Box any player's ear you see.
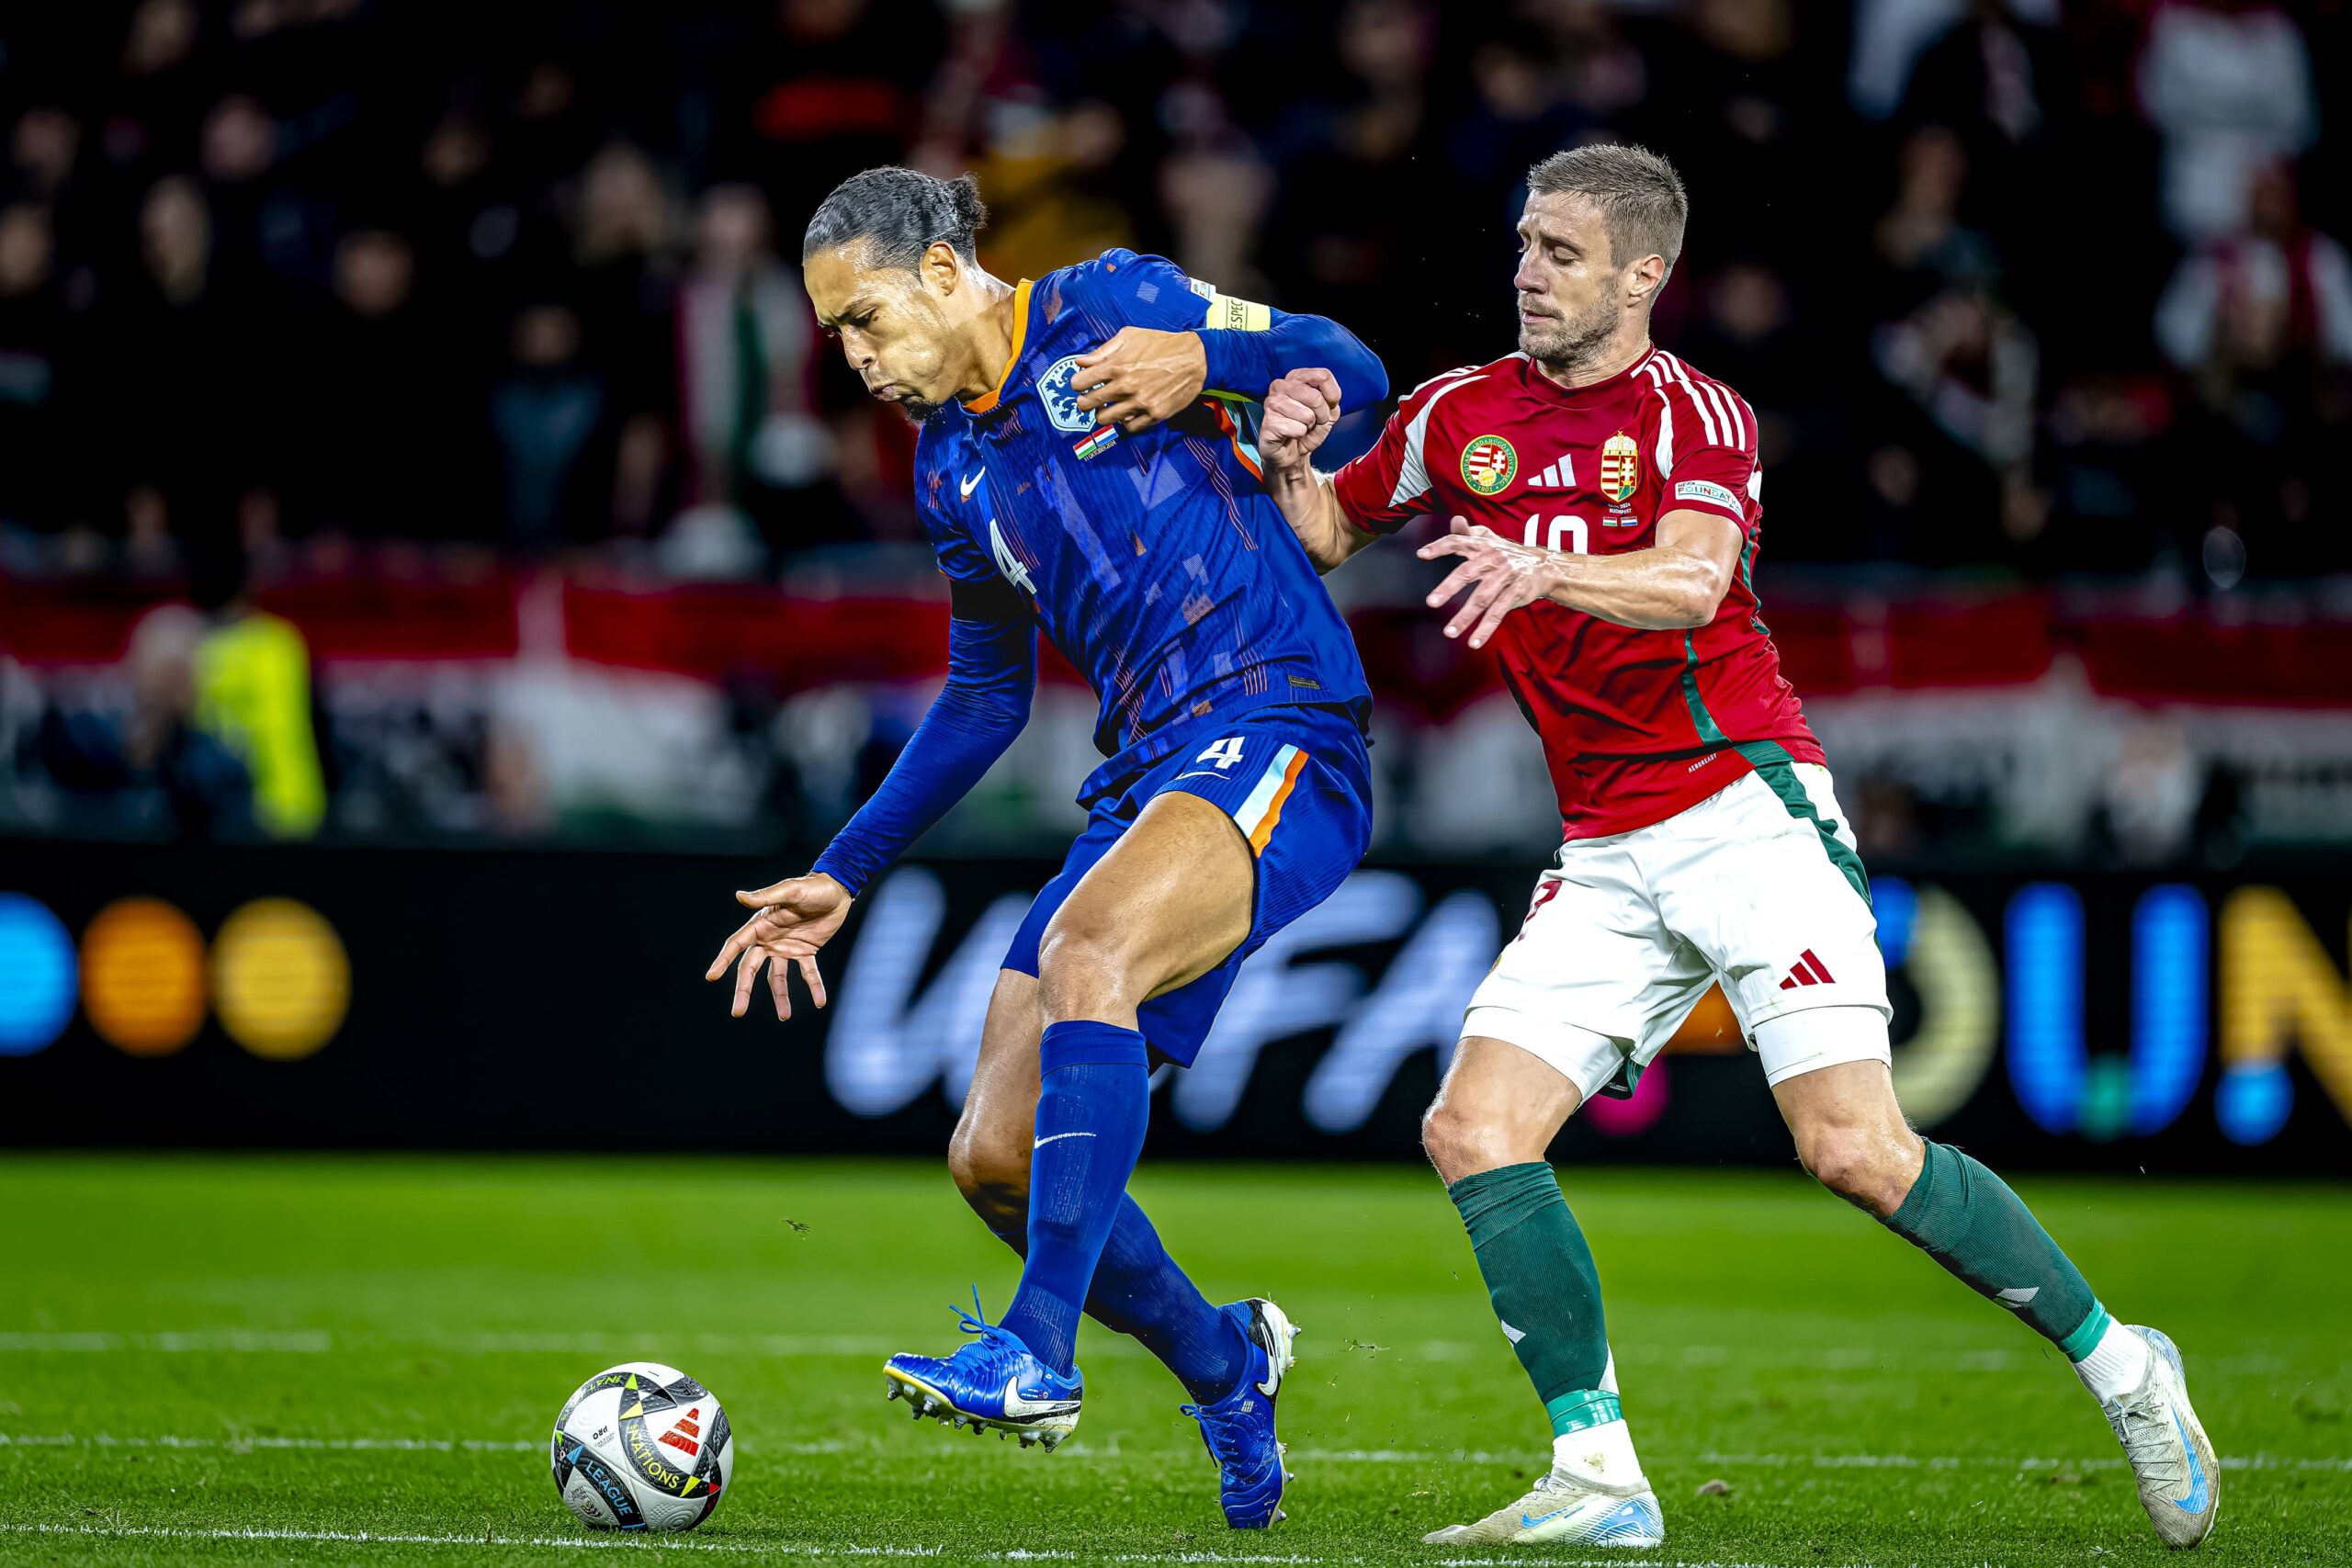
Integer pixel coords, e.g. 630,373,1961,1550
922,240,962,299
1627,253,1667,308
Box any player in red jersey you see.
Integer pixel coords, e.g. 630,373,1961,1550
1256,145,2216,1551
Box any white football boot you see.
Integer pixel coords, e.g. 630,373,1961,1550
1421,1465,1664,1548
2086,1325,2218,1549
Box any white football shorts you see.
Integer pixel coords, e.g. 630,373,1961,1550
1462,758,1892,1100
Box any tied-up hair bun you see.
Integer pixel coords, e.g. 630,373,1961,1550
803,166,989,271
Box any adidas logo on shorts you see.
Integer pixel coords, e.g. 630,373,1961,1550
1777,950,1837,990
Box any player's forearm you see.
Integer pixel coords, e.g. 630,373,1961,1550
809,618,1035,897
1265,464,1373,574
1543,546,1729,630
1198,310,1388,415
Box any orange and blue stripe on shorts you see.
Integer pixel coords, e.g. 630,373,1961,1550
1229,743,1307,855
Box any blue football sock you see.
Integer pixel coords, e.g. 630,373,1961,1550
1092,1195,1250,1402
986,1194,1250,1404
998,1021,1152,1375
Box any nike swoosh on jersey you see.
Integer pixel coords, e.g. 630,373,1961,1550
960,471,984,499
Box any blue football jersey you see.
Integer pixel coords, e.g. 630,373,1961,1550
911,250,1372,789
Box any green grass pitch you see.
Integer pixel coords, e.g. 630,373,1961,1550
0,1155,2344,1565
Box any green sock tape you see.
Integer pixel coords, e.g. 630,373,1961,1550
2060,1302,2113,1363
1545,1389,1622,1437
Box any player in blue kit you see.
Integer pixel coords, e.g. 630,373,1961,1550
702,168,1387,1528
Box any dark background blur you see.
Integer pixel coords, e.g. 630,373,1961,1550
1,1,2346,1166
6,0,2350,573
5,0,2350,861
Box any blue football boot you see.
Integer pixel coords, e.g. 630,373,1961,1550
883,1292,1082,1450
1183,1297,1301,1528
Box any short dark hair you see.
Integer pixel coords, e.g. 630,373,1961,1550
801,167,988,270
1526,143,1688,278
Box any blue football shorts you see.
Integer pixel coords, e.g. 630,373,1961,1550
1001,703,1373,1066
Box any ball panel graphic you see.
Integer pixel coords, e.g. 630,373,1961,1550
550,1362,730,1533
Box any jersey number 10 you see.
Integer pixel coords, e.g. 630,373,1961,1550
1522,513,1589,555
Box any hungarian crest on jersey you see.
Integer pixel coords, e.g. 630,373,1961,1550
1462,434,1517,495
1599,432,1639,503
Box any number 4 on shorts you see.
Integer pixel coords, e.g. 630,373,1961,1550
1197,736,1247,771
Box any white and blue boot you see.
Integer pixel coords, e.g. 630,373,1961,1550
1422,1416,1664,1551
883,1292,1082,1450
1183,1298,1301,1529
1422,1469,1664,1548
2088,1325,2219,1549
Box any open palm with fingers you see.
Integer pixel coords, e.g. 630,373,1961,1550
704,874,853,1020
1419,515,1564,649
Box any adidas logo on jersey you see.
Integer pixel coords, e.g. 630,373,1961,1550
1528,453,1576,488
1777,950,1837,991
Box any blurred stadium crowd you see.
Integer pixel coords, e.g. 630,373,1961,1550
2,0,2346,574
2,0,2347,858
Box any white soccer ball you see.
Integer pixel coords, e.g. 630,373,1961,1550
550,1362,735,1532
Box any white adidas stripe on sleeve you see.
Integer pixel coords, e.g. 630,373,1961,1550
1640,360,1676,473
1392,374,1487,509
1660,354,1722,446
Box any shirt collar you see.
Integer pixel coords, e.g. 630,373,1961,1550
1521,343,1657,403
959,279,1034,416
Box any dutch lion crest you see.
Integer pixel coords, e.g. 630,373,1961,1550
1035,355,1092,433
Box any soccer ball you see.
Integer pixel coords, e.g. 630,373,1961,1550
549,1362,734,1532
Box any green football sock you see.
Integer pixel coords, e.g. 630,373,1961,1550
1447,1162,1619,1435
1883,1141,2110,1359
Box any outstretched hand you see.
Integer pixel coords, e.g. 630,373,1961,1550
704,874,854,1021
1259,369,1341,473
1419,515,1562,650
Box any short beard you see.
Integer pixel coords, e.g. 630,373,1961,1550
1519,293,1621,377
895,394,942,423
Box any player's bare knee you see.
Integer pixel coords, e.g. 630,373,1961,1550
946,1120,1030,1226
1798,1122,1918,1218
1422,1100,1525,1186
1795,1127,1870,1203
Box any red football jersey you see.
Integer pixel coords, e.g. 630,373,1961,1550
1333,345,1823,839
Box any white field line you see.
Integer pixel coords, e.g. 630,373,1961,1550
0,1433,846,1457
1689,1450,2352,1473
0,1434,541,1453
0,1525,1962,1567
0,1330,334,1353
0,1330,2328,1382
4,1431,2344,1472
0,1526,881,1558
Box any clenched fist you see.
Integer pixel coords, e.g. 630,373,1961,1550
1260,368,1342,473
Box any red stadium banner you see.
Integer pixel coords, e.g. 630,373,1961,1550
10,568,2352,706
